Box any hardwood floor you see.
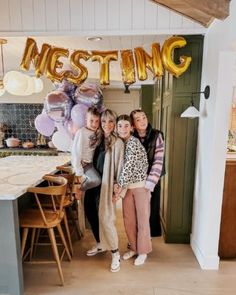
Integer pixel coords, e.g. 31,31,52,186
23,205,236,295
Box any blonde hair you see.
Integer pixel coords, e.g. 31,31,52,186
101,109,117,151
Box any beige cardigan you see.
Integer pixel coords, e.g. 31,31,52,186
99,136,124,251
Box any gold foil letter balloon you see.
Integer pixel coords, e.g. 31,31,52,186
151,43,164,79
120,50,136,85
91,50,118,85
134,43,163,81
46,47,69,82
66,50,91,85
20,38,51,77
161,36,192,78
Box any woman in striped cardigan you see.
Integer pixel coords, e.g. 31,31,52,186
130,109,165,237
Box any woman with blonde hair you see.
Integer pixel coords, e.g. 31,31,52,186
84,109,124,272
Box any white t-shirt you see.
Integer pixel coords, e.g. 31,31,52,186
71,127,98,176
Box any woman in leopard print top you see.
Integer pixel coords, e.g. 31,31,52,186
118,136,148,187
114,114,152,266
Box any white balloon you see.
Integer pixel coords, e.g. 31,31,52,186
3,71,28,96
52,130,72,152
0,87,5,96
25,76,35,96
33,77,43,93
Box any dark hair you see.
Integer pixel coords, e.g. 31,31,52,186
87,106,101,118
117,114,132,125
130,109,146,125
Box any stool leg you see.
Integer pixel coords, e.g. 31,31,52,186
21,228,29,258
63,213,73,255
57,223,72,261
29,228,36,261
47,228,64,286
68,206,82,239
33,228,40,256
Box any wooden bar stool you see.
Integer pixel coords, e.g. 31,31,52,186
46,172,76,255
32,173,75,260
20,175,71,286
56,164,73,173
56,165,83,240
33,170,81,257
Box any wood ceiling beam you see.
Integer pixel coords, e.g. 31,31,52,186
151,0,230,27
184,0,230,20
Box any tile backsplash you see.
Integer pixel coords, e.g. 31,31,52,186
0,103,43,143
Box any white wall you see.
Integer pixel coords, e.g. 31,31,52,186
191,1,236,269
103,88,140,115
0,0,206,36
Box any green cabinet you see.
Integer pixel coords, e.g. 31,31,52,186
141,85,154,124
155,35,204,243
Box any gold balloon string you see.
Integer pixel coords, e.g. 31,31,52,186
20,36,192,85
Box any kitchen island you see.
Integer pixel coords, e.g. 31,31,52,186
0,155,70,295
218,153,236,259
0,147,58,158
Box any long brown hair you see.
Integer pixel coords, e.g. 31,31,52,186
130,109,146,126
117,114,132,125
101,109,117,151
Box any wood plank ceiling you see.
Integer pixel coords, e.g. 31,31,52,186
151,0,231,27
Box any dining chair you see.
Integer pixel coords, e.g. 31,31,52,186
20,175,71,286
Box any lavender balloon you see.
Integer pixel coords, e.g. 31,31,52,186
74,82,104,110
34,113,55,137
44,90,73,123
54,79,77,101
71,104,88,128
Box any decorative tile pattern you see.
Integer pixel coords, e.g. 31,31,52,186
0,103,43,143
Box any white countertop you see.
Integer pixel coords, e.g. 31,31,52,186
0,155,70,200
227,152,236,160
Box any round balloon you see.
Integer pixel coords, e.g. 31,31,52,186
55,121,73,139
54,79,77,100
44,90,73,122
71,103,88,128
33,77,43,93
66,120,79,138
34,113,55,137
52,130,72,152
3,71,29,96
74,82,103,110
24,76,35,96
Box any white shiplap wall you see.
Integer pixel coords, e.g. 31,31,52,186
0,0,206,36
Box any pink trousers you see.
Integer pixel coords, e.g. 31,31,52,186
122,187,152,254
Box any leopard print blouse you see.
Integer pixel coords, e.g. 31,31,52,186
118,136,148,188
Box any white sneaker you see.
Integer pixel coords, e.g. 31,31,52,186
86,244,105,256
110,252,120,272
123,250,136,260
134,254,147,266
